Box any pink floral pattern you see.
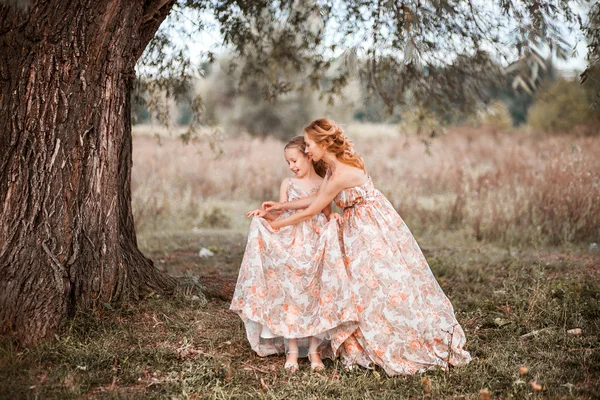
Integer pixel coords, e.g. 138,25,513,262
330,175,472,375
230,181,358,357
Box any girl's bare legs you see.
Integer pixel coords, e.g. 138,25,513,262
285,338,299,371
308,336,325,371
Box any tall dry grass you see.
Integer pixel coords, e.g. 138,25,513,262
132,125,600,246
132,133,289,233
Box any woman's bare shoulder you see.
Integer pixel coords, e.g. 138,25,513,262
333,166,368,188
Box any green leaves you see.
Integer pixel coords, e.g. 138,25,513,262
132,1,595,134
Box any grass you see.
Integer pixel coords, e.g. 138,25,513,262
1,124,599,398
1,235,599,399
131,124,600,247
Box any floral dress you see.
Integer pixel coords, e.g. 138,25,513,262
230,179,357,357
330,174,472,375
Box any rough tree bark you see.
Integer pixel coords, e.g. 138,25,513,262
198,275,237,302
0,0,180,345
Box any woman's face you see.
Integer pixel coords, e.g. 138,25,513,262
285,147,311,178
303,133,324,162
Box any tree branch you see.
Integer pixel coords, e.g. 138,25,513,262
136,0,176,60
142,0,173,23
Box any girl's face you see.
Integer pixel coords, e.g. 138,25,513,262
303,133,325,162
285,147,311,178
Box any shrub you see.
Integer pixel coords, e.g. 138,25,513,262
199,206,231,229
479,101,513,131
528,78,594,133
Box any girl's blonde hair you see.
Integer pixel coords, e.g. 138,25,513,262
303,118,365,171
284,136,327,178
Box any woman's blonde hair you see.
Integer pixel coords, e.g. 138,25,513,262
284,136,327,178
303,118,365,171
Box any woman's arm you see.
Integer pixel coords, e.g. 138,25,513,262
270,179,342,230
323,203,332,218
262,193,316,212
263,173,330,212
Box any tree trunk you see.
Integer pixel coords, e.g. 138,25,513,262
0,0,177,345
198,275,237,302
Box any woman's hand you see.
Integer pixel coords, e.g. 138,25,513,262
329,212,342,222
245,209,267,218
262,201,285,212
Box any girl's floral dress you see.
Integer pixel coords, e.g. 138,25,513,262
230,179,357,357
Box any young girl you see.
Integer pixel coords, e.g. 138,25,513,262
264,119,472,376
230,136,357,372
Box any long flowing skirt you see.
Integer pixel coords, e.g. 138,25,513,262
230,212,358,357
330,178,472,375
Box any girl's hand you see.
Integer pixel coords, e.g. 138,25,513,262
329,212,342,222
262,201,284,211
246,209,267,218
268,220,280,232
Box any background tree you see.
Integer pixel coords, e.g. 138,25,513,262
581,1,600,105
528,77,597,133
1,0,597,346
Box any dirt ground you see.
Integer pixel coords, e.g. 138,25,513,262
1,230,599,399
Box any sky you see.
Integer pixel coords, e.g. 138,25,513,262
150,2,592,79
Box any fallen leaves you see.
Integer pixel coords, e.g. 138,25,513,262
519,366,528,376
260,377,269,390
223,363,232,381
567,328,582,336
479,388,491,400
493,317,511,327
421,376,431,395
529,380,545,391
62,374,76,391
520,327,555,339
37,373,48,384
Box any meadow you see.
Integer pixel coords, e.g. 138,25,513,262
131,123,600,248
1,124,598,399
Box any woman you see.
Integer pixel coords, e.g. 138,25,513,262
263,118,471,375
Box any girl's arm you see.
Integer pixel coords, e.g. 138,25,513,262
270,179,342,230
267,178,289,220
278,178,289,204
266,178,288,220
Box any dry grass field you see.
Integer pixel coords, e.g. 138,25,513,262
1,124,599,399
131,123,600,248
